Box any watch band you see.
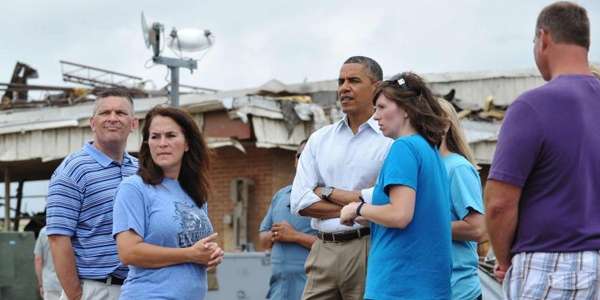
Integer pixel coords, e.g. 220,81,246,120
356,202,365,217
321,187,334,201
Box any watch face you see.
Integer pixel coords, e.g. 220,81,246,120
322,187,333,199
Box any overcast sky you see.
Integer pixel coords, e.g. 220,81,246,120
1,0,599,94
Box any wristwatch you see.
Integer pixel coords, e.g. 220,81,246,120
320,186,334,201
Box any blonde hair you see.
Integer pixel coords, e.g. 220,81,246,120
591,64,600,80
438,98,478,167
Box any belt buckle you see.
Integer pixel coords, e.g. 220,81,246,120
107,276,112,285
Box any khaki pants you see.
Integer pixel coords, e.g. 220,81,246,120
302,235,369,300
59,280,121,300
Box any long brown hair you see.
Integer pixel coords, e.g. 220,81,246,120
138,105,212,208
374,72,448,146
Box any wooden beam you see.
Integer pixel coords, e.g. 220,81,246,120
4,168,10,231
13,180,24,231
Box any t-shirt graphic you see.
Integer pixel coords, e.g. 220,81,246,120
113,176,214,299
175,202,213,248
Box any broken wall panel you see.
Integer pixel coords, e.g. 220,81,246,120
202,110,252,139
252,116,309,150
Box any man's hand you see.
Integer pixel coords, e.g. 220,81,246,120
48,235,82,300
340,202,360,226
354,216,369,226
494,263,509,283
271,221,298,243
68,292,82,300
485,180,521,283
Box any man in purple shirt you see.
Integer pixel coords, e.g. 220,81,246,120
485,2,600,298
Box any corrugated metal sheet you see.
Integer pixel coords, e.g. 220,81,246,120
252,117,309,150
429,76,544,106
463,120,500,143
206,137,245,153
471,140,498,165
0,125,142,162
0,120,78,135
462,120,502,165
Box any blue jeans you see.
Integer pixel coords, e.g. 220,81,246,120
266,271,307,300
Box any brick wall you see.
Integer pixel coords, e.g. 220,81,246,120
207,144,295,251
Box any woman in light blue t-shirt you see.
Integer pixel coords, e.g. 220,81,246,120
439,99,486,300
340,72,452,300
113,106,224,300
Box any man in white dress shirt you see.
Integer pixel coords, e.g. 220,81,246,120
291,56,392,300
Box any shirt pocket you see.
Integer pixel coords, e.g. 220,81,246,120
346,161,381,188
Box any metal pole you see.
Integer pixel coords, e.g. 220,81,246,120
153,56,195,107
4,168,10,231
170,66,180,107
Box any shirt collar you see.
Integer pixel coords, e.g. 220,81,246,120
282,185,292,194
336,114,381,135
84,141,133,167
366,117,383,134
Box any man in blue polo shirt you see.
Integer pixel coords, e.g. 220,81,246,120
259,140,317,300
46,89,138,300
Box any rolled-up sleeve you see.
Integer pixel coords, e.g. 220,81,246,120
259,201,274,232
360,187,374,204
290,138,322,216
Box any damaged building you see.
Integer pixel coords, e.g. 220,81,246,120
0,64,547,253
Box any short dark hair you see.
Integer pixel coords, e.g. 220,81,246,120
374,72,448,146
94,88,135,115
138,105,212,208
344,56,383,82
299,139,308,147
536,1,590,50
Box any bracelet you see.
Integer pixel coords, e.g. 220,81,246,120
356,202,365,217
358,195,365,203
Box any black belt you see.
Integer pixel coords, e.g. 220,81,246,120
87,276,125,285
318,227,370,242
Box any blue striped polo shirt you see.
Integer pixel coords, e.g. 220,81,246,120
46,141,138,279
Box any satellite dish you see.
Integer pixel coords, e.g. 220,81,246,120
141,12,163,57
168,28,214,52
141,12,151,48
